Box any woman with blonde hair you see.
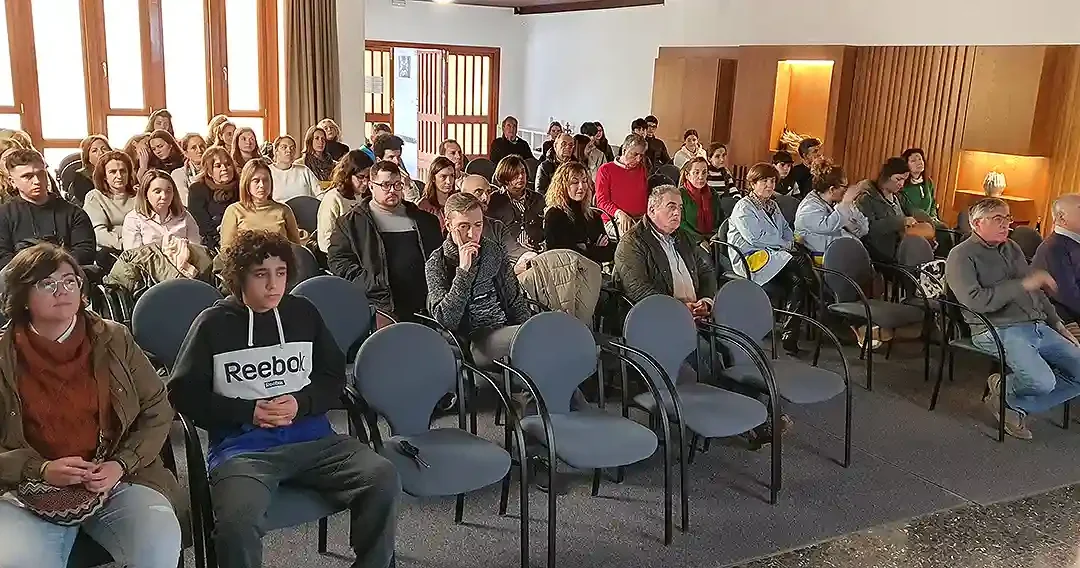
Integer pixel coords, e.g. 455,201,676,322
67,135,111,204
418,156,457,229
543,161,612,263
317,118,349,161
86,150,137,250
207,114,235,149
218,159,303,250
123,169,201,250
186,146,239,250
677,156,720,245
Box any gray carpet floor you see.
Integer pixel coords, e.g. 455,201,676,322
168,335,1080,568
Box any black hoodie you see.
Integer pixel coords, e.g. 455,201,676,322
168,294,344,470
0,195,96,269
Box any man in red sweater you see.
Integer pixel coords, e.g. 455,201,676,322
595,133,648,237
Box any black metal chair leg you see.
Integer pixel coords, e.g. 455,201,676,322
702,438,711,453
615,466,625,483
546,450,557,568
1063,401,1071,430
884,335,894,360
519,458,530,568
930,345,948,411
687,434,698,465
499,472,511,515
454,494,465,523
318,517,329,554
591,469,601,497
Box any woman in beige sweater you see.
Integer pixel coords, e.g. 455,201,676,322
85,150,137,251
218,159,303,251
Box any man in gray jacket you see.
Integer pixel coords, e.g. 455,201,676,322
946,197,1080,440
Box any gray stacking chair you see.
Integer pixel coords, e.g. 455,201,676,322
814,237,931,390
656,163,681,185
775,193,799,228
619,294,778,503
355,322,529,568
465,157,497,182
897,234,935,267
292,275,382,360
494,311,673,568
133,278,222,370
712,278,852,467
287,243,322,292
709,218,750,282
1010,225,1043,260
285,195,320,234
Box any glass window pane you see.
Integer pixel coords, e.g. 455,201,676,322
43,148,76,170
162,0,208,135
32,0,87,139
0,1,14,106
107,115,149,148
230,117,263,144
103,0,144,109
0,113,20,130
225,0,261,111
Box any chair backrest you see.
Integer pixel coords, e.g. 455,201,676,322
286,196,320,233
412,178,424,198
524,157,539,188
656,163,680,185
291,275,372,356
956,208,972,235
132,279,223,369
354,323,458,435
465,157,496,182
712,278,774,341
509,312,597,414
57,152,83,186
1010,226,1043,259
775,193,799,227
896,234,935,267
288,244,321,291
822,236,873,303
623,294,698,383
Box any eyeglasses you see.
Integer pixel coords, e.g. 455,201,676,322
978,214,1014,225
35,275,82,295
371,181,405,192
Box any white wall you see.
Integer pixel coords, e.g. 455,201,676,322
336,0,367,148
364,0,528,122
522,0,1080,138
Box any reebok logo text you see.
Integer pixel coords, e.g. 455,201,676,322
224,354,308,383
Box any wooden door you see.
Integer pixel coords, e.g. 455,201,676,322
445,47,499,159
364,45,394,140
416,49,445,173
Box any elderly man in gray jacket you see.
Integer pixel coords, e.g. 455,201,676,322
946,197,1080,440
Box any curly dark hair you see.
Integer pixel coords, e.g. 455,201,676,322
2,242,87,327
219,230,295,300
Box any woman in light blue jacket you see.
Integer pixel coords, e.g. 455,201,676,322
727,163,812,353
793,160,869,263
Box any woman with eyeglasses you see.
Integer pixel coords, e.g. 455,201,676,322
0,242,182,568
317,150,374,253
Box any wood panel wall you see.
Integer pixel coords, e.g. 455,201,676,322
841,46,977,223
1044,46,1080,226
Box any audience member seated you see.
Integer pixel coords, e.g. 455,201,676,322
596,134,649,237
123,169,201,250
0,149,95,270
946,197,1080,440
901,147,955,255
146,108,175,136
536,133,576,196
372,133,414,202
582,121,615,163
773,151,798,196
187,146,239,251
85,150,137,252
677,156,720,245
728,163,815,354
298,125,336,183
208,114,235,150
168,230,400,568
426,193,532,368
171,133,207,206
317,118,349,162
328,160,442,323
460,174,512,243
360,123,392,162
124,134,151,186
643,115,671,167
672,129,707,169
230,127,261,168
418,156,459,229
540,121,562,156
543,162,614,264
265,136,318,201
855,157,935,263
0,243,183,568
574,133,604,180
489,155,544,261
705,143,740,219
793,158,868,264
489,115,534,165
147,130,185,180
67,135,110,205
220,160,304,251
1033,194,1080,340
317,149,373,253
439,139,469,190
790,138,822,199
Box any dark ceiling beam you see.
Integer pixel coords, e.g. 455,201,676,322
514,0,663,15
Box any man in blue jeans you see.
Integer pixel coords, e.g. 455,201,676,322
946,197,1080,439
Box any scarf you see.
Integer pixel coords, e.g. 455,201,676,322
14,316,110,461
748,192,778,216
683,181,714,235
204,177,238,203
304,152,336,181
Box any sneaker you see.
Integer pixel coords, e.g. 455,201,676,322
983,373,1032,440
746,414,793,450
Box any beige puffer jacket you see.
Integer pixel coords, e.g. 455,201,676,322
519,249,602,328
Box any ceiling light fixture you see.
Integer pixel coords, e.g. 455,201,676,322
433,0,455,4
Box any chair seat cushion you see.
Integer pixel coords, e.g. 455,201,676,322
520,411,657,469
264,487,344,531
632,383,768,439
721,360,847,404
381,429,511,497
828,299,925,328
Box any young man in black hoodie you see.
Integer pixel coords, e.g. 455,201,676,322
0,148,95,270
168,230,399,568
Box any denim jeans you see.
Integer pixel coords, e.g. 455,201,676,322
0,482,181,568
972,321,1080,415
